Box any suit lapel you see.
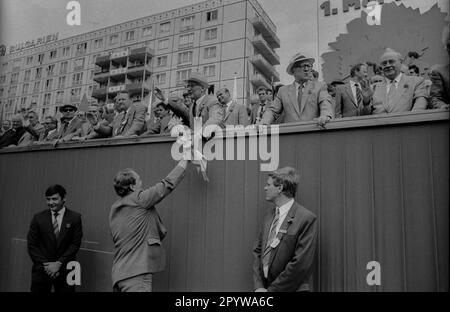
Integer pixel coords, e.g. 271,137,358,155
224,102,235,121
390,75,407,110
345,83,357,107
287,83,300,117
56,209,71,247
261,210,275,253
300,81,311,115
379,81,390,113
45,210,58,245
268,203,297,269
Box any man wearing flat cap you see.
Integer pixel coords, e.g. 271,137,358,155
166,72,224,135
55,104,84,142
259,53,333,127
361,48,428,114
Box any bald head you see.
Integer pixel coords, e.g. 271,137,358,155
216,88,231,105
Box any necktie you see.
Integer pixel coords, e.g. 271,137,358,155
297,84,303,113
355,83,363,107
115,112,125,136
262,208,280,277
53,211,60,239
387,80,397,107
258,103,265,121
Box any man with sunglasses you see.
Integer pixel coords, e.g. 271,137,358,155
55,104,84,143
259,52,333,128
361,49,428,114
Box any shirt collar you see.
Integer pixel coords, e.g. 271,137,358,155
294,81,306,90
196,94,206,105
53,206,66,216
277,198,294,216
387,73,402,84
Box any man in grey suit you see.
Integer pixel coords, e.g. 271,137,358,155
259,53,333,127
216,88,249,126
362,49,428,114
335,63,370,118
429,25,450,109
253,167,318,292
110,159,189,292
95,91,146,138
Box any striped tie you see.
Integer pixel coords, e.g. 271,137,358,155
53,211,60,239
355,83,363,107
262,208,280,277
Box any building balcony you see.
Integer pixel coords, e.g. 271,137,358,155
251,35,280,66
108,84,126,95
109,67,127,80
129,47,154,62
250,55,280,82
126,81,150,95
250,73,271,90
95,55,110,67
251,16,280,49
110,50,129,65
92,86,107,99
127,64,152,79
93,70,109,83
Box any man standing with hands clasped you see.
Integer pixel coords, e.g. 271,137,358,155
27,185,83,292
253,167,317,292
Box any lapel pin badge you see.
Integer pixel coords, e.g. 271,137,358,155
66,223,71,228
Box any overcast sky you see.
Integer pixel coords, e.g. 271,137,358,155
0,0,448,83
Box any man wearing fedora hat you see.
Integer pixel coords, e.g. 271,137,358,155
259,53,333,127
55,104,84,142
166,72,224,135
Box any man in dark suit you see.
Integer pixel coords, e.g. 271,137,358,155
429,25,450,109
250,86,269,124
253,167,317,292
110,159,189,292
0,114,26,148
27,184,83,292
55,104,85,143
216,87,249,126
335,63,370,118
142,103,173,135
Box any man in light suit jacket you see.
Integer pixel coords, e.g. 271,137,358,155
110,159,189,292
253,167,317,292
335,63,371,118
429,25,450,109
362,49,428,114
166,72,224,137
55,104,85,142
216,88,249,126
260,53,333,127
95,91,146,138
27,184,83,292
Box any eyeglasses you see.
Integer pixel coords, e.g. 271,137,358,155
380,59,397,66
62,108,75,113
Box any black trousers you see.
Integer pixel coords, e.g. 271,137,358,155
30,269,75,293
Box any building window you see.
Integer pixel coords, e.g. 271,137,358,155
177,51,193,65
24,70,31,82
10,73,19,84
76,42,87,55
0,76,5,84
176,69,191,85
38,54,44,64
49,50,57,59
43,93,51,106
110,34,119,44
22,83,29,94
158,39,169,50
206,10,218,22
60,61,68,74
20,97,27,108
142,26,153,37
45,79,53,91
71,87,82,99
56,91,64,103
58,76,66,89
203,65,215,77
180,16,195,31
90,70,94,80
155,73,166,85
125,30,135,41
0,88,3,97
204,46,217,59
156,56,168,67
179,33,194,48
73,58,85,71
31,95,39,106
8,86,17,97
46,64,55,76
35,67,43,79
26,56,33,65
205,28,218,40
62,46,71,57
160,22,171,33
33,81,41,93
93,38,104,49
72,72,83,86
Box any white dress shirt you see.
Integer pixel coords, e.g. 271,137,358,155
270,198,294,236
349,79,360,103
194,94,206,116
52,206,66,232
386,73,403,94
294,81,306,102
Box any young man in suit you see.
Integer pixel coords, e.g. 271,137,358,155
250,86,269,124
110,159,189,292
362,49,428,114
95,91,146,138
259,52,333,127
27,184,83,292
334,63,370,118
216,87,249,126
253,167,317,292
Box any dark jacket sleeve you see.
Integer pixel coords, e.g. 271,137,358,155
124,104,146,136
167,98,190,127
57,213,83,264
252,224,266,290
267,216,318,292
27,215,49,264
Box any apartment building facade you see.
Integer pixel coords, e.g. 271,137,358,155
0,0,280,120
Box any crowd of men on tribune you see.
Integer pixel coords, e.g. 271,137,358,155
1,26,449,149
